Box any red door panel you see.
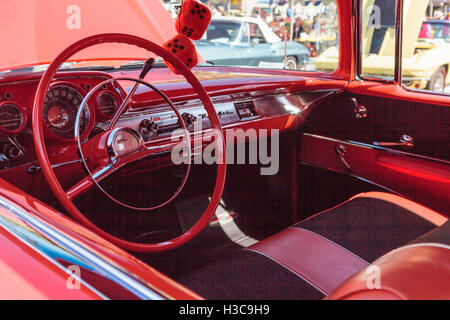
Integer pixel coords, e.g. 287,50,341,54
299,81,450,214
300,133,450,216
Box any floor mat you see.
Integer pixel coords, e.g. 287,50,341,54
138,196,258,279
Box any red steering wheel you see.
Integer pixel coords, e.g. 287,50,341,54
32,33,226,252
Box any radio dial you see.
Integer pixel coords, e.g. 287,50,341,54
182,113,197,127
140,119,159,141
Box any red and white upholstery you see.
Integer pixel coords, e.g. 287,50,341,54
180,192,449,299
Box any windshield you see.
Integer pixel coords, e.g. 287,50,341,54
204,21,242,43
161,0,340,72
1,0,339,73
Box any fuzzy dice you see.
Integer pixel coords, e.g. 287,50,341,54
162,34,199,74
175,0,212,41
162,0,211,73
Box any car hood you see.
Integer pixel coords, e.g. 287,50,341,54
0,0,176,72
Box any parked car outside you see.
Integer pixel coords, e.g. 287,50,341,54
314,1,450,92
194,16,310,70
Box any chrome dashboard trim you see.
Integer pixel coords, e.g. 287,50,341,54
100,90,340,137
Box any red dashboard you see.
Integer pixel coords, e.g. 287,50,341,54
0,67,343,199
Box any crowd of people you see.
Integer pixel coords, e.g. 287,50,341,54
428,8,450,21
160,0,339,57
210,1,338,56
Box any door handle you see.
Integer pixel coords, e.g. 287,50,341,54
350,97,367,119
373,135,414,148
335,144,352,174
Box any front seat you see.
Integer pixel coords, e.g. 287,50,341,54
179,192,449,299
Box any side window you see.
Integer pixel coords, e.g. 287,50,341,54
360,0,397,81
402,0,450,94
249,23,266,44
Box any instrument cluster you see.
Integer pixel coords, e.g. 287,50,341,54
43,84,91,140
0,77,124,142
0,74,126,170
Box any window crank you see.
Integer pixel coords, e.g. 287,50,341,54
350,97,367,119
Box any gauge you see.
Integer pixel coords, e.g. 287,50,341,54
43,85,90,140
97,92,118,117
0,104,24,132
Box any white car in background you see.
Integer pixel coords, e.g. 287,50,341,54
194,16,310,69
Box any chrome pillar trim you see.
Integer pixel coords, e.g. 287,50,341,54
394,0,404,84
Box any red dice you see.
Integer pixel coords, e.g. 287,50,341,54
162,34,198,74
175,0,212,40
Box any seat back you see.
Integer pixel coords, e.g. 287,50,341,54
327,243,450,300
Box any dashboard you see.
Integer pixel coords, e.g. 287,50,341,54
0,68,339,198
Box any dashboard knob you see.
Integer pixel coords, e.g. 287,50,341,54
181,112,197,127
4,143,21,159
140,119,159,141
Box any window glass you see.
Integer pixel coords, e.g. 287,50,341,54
160,0,339,72
204,21,242,43
360,0,397,80
249,23,267,44
402,0,450,94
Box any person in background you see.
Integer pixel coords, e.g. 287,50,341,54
208,2,220,16
312,15,321,34
312,15,321,55
269,14,283,38
217,5,226,16
251,8,260,18
433,10,444,20
294,17,304,40
261,10,269,22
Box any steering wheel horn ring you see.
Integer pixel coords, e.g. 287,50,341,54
32,33,226,252
75,76,192,211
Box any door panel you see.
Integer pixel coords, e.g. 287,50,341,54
300,134,450,216
301,89,450,161
299,83,450,215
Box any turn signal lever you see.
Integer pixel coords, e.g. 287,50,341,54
139,58,156,79
106,58,155,131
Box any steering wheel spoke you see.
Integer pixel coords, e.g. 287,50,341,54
66,164,115,201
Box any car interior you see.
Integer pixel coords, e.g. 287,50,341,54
0,0,448,300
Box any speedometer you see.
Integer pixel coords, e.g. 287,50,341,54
43,85,90,140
